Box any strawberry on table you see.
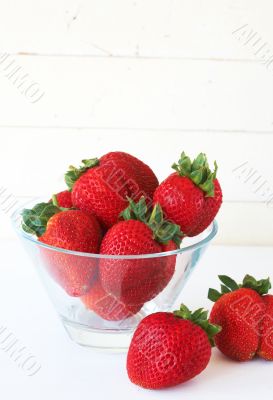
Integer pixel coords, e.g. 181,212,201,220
153,151,222,237
81,280,143,321
208,274,272,361
65,151,158,228
127,304,221,389
257,294,273,360
99,198,183,306
22,203,102,296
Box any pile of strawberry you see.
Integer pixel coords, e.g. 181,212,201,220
127,274,273,389
22,150,222,321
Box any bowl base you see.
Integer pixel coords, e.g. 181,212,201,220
61,317,134,352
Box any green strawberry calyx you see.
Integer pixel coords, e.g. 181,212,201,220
65,158,99,190
172,151,218,197
120,197,183,247
21,197,72,237
22,202,60,237
173,304,221,346
208,274,272,302
51,194,72,211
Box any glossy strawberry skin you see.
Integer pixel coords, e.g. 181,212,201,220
153,173,222,237
72,162,128,229
81,280,143,321
55,190,73,208
72,152,158,228
100,152,158,201
209,288,265,361
99,220,177,305
127,312,211,389
192,179,222,236
39,210,102,296
257,295,273,360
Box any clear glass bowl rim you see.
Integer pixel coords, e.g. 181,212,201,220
11,200,218,260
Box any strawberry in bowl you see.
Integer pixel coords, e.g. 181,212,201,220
22,202,102,296
153,151,222,237
15,149,219,349
99,198,182,306
66,151,158,228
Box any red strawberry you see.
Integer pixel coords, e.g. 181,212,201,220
127,305,221,389
257,294,273,360
22,203,102,296
81,280,143,321
160,240,177,287
208,275,271,361
53,190,73,208
99,198,182,305
100,151,158,201
153,152,222,236
65,152,158,228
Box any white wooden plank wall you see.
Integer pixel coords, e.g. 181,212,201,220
0,0,273,245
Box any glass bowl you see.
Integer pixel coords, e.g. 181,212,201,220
12,199,218,351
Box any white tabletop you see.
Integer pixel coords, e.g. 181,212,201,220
1,238,273,399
